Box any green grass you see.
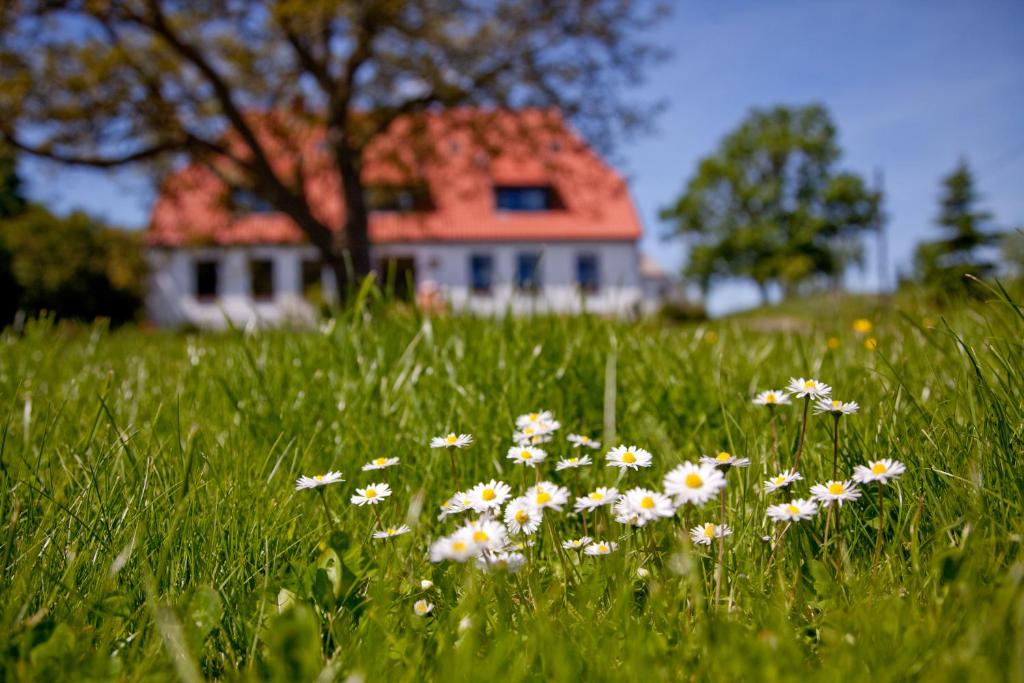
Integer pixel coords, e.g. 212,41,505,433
1,288,1022,682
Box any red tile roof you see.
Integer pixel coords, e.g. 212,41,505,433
147,109,641,246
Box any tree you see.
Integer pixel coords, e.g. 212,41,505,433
659,104,881,302
914,159,1001,295
0,1,665,297
0,146,26,322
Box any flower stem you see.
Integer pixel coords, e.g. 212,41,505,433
831,415,841,479
793,396,811,470
770,412,779,470
317,488,336,535
448,451,460,488
713,487,726,608
873,481,885,567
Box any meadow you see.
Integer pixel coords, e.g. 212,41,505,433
1,287,1022,682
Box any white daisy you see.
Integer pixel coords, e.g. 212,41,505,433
690,522,732,546
430,433,473,449
516,411,555,429
613,495,642,526
351,482,391,506
664,462,726,506
413,599,433,616
810,480,862,507
584,541,618,556
503,496,543,535
513,429,553,446
753,390,792,407
467,479,512,513
764,470,803,493
622,487,676,524
420,579,433,590
508,539,535,552
556,455,592,470
373,524,411,539
567,434,601,449
438,491,473,519
455,519,508,553
361,456,399,471
766,498,819,522
605,445,653,470
477,551,526,573
787,377,832,399
562,536,594,550
813,398,860,416
574,487,619,512
525,481,571,512
852,459,907,485
506,445,547,467
699,451,751,468
428,534,477,562
295,471,345,491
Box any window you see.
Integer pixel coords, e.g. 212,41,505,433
301,259,323,299
195,259,219,300
495,186,562,211
366,184,433,212
469,254,494,294
576,254,600,294
515,252,542,292
250,258,274,300
229,189,275,214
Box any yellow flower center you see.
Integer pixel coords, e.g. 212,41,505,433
473,530,489,542
581,436,590,443
524,427,534,435
622,452,637,464
314,475,325,481
871,462,887,475
568,458,578,464
804,380,816,389
446,434,457,444
831,400,841,409
452,541,466,552
590,492,604,501
773,476,786,485
482,488,496,501
703,524,716,538
716,452,731,462
827,483,845,495
786,504,800,515
535,492,552,505
374,457,387,466
529,413,539,421
685,473,703,488
766,393,776,404
520,450,532,460
597,544,608,553
515,510,529,523
386,527,396,535
640,496,655,509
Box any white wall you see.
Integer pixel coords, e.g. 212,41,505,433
146,240,643,328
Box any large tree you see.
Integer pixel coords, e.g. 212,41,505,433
660,104,881,302
0,1,665,295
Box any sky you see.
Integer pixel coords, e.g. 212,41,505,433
20,0,1024,315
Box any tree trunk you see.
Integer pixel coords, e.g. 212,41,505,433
333,139,372,300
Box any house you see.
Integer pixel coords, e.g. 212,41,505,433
145,110,649,327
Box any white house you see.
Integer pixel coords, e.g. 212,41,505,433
145,110,652,327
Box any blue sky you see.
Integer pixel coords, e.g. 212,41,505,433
20,0,1024,314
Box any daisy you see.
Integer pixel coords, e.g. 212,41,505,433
605,445,653,470
766,498,818,522
584,541,618,556
556,455,592,470
373,524,411,539
413,599,433,616
700,451,751,468
622,487,676,524
351,482,391,506
455,518,508,553
438,491,473,519
664,462,726,506
787,377,832,399
764,470,803,493
430,433,473,449
810,480,862,507
814,398,860,416
613,496,642,526
467,479,512,513
420,579,434,590
753,390,792,407
506,445,547,467
574,487,619,512
690,522,732,546
525,482,571,511
567,433,602,449
361,457,399,471
477,551,526,573
503,496,542,535
516,411,554,429
295,471,344,491
513,429,553,446
562,536,594,550
852,459,907,485
428,534,478,562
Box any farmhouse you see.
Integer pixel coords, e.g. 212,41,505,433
145,110,652,328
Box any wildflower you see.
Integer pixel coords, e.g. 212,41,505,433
810,480,862,507
562,536,593,550
413,599,433,616
556,455,592,470
766,498,818,522
852,459,906,485
295,471,344,491
467,479,511,513
420,579,434,590
613,496,642,526
764,470,803,493
753,390,791,407
429,535,477,562
456,519,508,553
513,429,553,445
865,337,878,351
516,411,554,429
787,377,832,399
503,496,542,535
690,522,732,546
567,433,601,449
622,487,676,524
430,433,473,449
508,539,535,552
525,482,571,512
477,551,526,573
574,487,619,512
506,445,547,467
351,482,391,506
700,451,751,468
664,461,726,506
373,524,411,539
827,337,841,350
584,541,618,556
362,456,399,471
853,318,873,334
438,491,472,519
814,398,860,416
605,445,653,470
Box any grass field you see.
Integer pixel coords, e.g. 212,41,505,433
1,287,1022,682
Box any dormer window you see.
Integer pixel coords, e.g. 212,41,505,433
228,189,275,214
495,185,562,212
367,184,433,212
